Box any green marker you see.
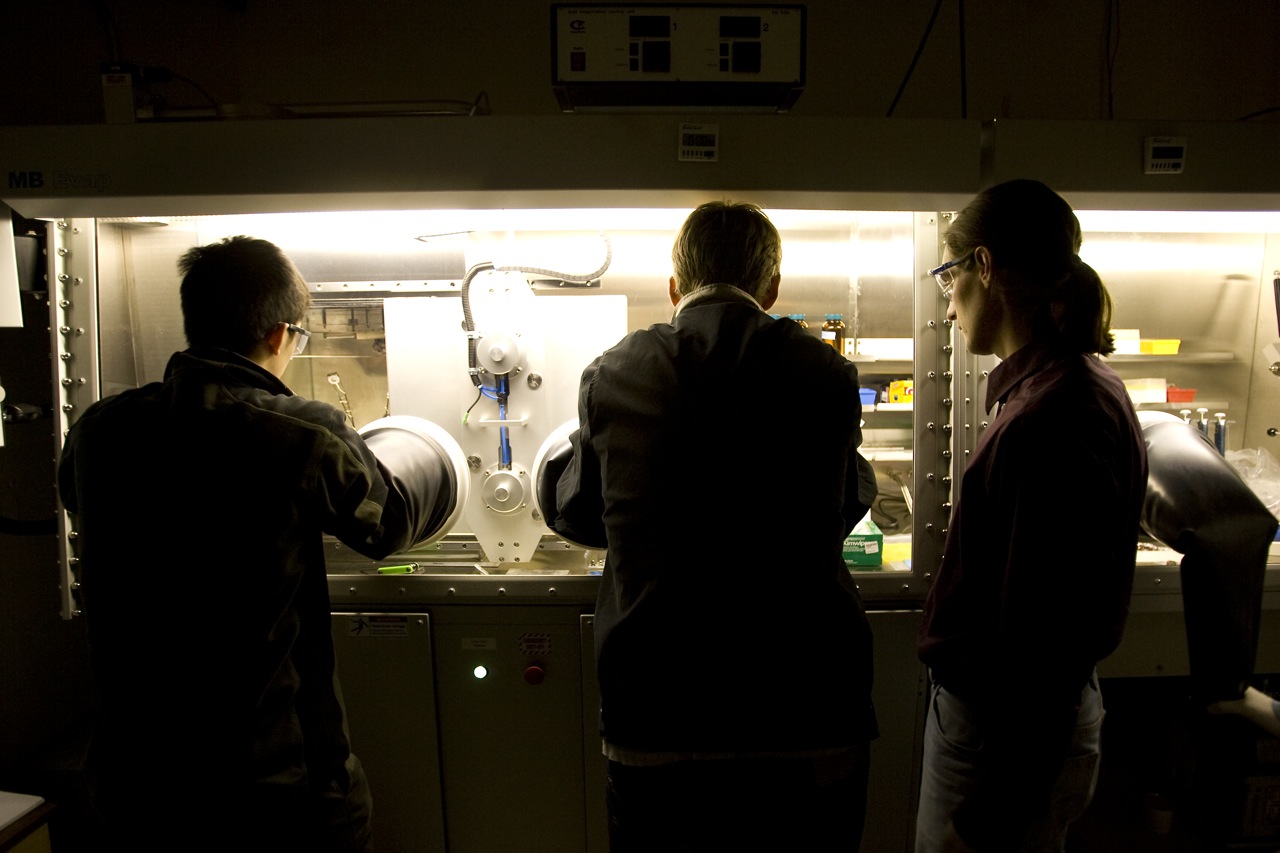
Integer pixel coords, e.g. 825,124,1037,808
377,564,417,575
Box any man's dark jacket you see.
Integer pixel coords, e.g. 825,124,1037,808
552,285,880,754
58,348,442,846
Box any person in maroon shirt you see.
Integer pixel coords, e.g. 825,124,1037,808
914,180,1148,852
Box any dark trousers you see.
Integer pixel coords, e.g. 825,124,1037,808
605,744,871,853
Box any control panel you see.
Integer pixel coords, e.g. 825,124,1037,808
552,4,806,112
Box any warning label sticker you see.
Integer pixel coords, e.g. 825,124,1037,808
346,615,411,638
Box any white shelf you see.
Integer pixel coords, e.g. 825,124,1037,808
862,449,912,462
1134,401,1230,411
1108,351,1235,364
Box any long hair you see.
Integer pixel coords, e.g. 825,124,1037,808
945,179,1115,356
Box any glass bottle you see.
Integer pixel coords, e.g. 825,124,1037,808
787,313,808,329
821,313,846,353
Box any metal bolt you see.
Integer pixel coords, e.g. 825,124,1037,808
527,373,543,389
927,320,937,329
942,344,953,355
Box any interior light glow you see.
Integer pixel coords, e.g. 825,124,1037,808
1079,239,1265,274
473,665,488,679
1076,210,1280,234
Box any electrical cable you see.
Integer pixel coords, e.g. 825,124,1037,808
165,70,219,109
957,0,967,119
885,0,946,117
1104,0,1120,119
1238,106,1280,121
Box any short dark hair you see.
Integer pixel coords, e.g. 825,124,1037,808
178,236,310,356
945,179,1115,356
671,201,781,302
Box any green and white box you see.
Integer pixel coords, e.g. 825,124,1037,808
843,519,884,568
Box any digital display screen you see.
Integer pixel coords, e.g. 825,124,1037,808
682,133,717,147
630,15,670,38
1151,145,1184,160
720,15,762,38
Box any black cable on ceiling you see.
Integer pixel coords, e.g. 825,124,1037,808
1238,106,1280,121
92,0,123,64
958,0,967,119
885,0,947,118
1104,0,1120,119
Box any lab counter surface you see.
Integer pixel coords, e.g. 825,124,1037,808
325,538,929,853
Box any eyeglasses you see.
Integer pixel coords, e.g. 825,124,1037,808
284,323,311,355
928,252,973,301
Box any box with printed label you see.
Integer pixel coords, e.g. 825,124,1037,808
843,519,883,568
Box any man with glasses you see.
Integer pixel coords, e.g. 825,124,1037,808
58,235,448,851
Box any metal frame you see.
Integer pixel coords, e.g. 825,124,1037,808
49,218,99,620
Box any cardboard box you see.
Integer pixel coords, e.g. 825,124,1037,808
844,519,883,568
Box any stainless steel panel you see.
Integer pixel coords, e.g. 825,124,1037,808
330,611,446,852
432,606,589,853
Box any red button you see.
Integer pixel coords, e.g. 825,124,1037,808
524,665,546,685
